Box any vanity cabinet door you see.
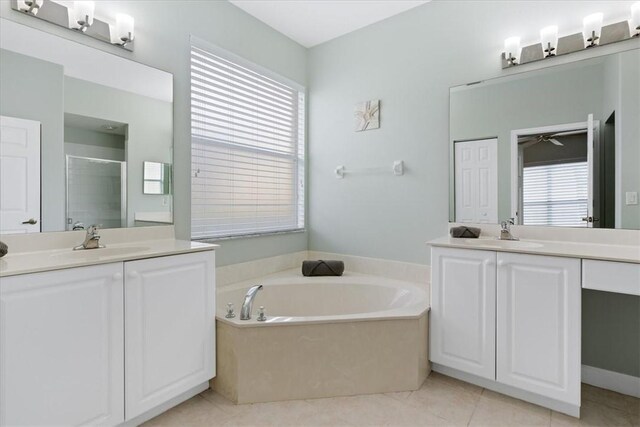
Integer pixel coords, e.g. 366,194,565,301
496,252,580,405
0,263,125,427
124,251,215,420
430,247,496,379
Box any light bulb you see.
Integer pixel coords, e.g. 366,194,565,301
540,25,558,57
631,2,640,34
116,13,135,44
583,13,603,47
74,1,95,29
18,0,43,14
504,36,521,65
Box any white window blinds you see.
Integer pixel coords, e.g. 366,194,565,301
522,162,588,227
190,43,305,239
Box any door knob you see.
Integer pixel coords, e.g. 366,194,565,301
21,218,38,225
581,216,599,223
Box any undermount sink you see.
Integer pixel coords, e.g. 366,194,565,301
462,239,544,249
51,246,151,258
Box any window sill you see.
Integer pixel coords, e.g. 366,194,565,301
192,228,306,244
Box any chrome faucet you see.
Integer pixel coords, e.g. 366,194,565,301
240,285,263,320
73,224,105,250
499,219,519,241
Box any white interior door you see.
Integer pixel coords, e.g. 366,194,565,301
455,138,498,223
0,115,41,233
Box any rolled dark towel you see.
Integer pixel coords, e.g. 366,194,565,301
0,241,7,258
302,260,345,277
450,226,481,238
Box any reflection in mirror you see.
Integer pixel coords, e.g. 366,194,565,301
143,161,172,195
0,20,173,233
449,48,640,230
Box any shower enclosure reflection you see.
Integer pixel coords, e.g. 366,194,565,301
66,156,126,230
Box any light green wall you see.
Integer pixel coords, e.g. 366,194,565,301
0,49,65,232
64,76,172,227
0,0,308,266
65,126,125,162
583,290,640,377
618,50,640,229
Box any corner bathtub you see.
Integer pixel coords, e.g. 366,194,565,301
212,270,430,404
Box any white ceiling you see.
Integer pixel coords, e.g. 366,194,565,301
229,0,430,48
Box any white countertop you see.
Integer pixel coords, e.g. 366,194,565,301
0,239,218,277
427,236,640,264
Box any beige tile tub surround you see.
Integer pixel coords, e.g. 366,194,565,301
212,313,429,404
216,250,430,288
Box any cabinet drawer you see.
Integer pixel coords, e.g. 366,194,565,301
582,259,640,296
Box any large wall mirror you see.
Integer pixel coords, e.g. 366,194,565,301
0,19,173,233
449,48,640,230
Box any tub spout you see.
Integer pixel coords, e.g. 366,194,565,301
240,285,263,320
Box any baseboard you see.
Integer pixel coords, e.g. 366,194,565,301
581,365,640,398
121,381,209,426
431,363,580,418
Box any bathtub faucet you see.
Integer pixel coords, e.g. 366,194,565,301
240,284,263,320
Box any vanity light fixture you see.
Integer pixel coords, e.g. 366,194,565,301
540,25,558,57
632,2,640,37
73,0,94,32
17,0,43,15
10,0,135,51
504,37,521,66
502,8,639,69
115,13,135,45
583,13,603,47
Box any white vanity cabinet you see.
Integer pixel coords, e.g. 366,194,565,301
0,249,216,427
430,246,581,413
430,247,496,380
125,252,216,419
496,252,581,404
0,263,125,427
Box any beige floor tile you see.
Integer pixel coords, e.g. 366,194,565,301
383,390,413,401
142,395,232,427
582,383,640,423
219,399,343,427
552,398,637,427
200,388,250,417
404,375,481,425
143,381,639,427
468,390,551,426
427,371,483,397
307,393,452,426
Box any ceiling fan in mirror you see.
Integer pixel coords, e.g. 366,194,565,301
518,129,585,148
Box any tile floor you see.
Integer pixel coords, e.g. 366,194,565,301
143,372,640,426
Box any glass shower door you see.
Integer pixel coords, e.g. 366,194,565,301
66,155,127,230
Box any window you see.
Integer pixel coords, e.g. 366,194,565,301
190,41,305,239
522,162,588,227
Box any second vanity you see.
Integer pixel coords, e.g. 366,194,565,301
0,226,218,427
428,233,640,418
